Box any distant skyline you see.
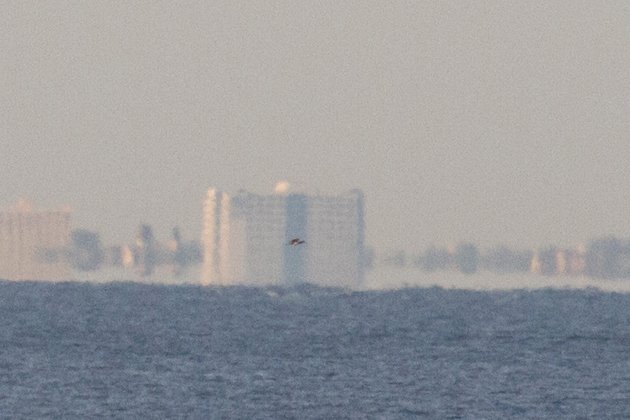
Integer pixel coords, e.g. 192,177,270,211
3,1,630,251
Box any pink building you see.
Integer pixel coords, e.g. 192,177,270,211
0,200,71,281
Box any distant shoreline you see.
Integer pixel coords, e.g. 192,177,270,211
3,266,630,294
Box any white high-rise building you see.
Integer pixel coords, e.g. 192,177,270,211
201,183,365,287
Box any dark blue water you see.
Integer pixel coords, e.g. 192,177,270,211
1,280,629,418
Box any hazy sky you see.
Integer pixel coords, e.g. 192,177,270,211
2,1,630,252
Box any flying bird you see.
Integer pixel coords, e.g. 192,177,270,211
288,238,305,246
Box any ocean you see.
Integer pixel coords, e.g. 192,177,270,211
1,275,629,418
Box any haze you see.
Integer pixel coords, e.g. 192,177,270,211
3,1,630,253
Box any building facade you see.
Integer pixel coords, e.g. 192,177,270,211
0,201,71,281
202,185,365,287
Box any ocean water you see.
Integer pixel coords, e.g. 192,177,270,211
1,279,630,418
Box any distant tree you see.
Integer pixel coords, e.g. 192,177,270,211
68,229,103,271
454,243,479,274
179,240,202,265
169,227,202,268
135,224,157,276
483,245,533,273
421,246,451,272
138,224,155,246
586,236,623,279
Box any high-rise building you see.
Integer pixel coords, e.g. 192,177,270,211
202,183,365,287
0,200,71,281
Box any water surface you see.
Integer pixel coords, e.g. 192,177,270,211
0,280,628,418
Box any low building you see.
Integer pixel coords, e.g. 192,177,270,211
0,200,71,281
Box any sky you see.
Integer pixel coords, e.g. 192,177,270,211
2,1,630,253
